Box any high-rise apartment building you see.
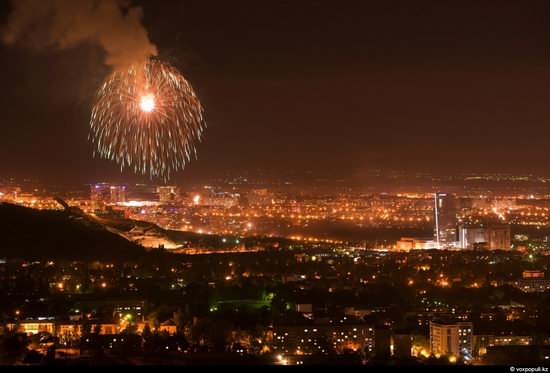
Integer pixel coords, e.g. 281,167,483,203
434,192,459,247
430,321,473,357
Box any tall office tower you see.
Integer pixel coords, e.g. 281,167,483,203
434,192,459,247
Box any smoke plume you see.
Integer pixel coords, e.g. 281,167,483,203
1,0,158,69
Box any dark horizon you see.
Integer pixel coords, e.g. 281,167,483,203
2,0,550,183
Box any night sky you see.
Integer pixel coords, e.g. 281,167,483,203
2,0,550,183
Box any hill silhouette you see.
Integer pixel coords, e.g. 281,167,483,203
0,202,146,261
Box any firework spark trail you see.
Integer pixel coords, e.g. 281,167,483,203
90,60,205,180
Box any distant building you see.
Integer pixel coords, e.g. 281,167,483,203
523,270,544,279
373,326,391,358
247,189,270,205
159,320,178,335
72,299,146,318
0,187,21,202
109,186,126,204
294,304,313,314
392,332,412,358
272,324,373,355
397,237,439,251
7,320,54,335
493,335,531,346
343,307,370,318
515,270,550,293
483,345,550,365
204,192,239,208
91,183,126,207
430,321,473,357
458,224,511,250
434,193,459,247
157,186,178,203
57,323,118,336
7,320,119,336
14,193,37,204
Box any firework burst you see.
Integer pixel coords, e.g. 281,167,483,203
90,60,205,180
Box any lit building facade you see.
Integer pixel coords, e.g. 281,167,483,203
515,270,550,293
157,186,178,203
397,237,439,251
430,321,473,357
272,324,373,355
458,224,511,250
91,183,126,207
434,193,459,247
